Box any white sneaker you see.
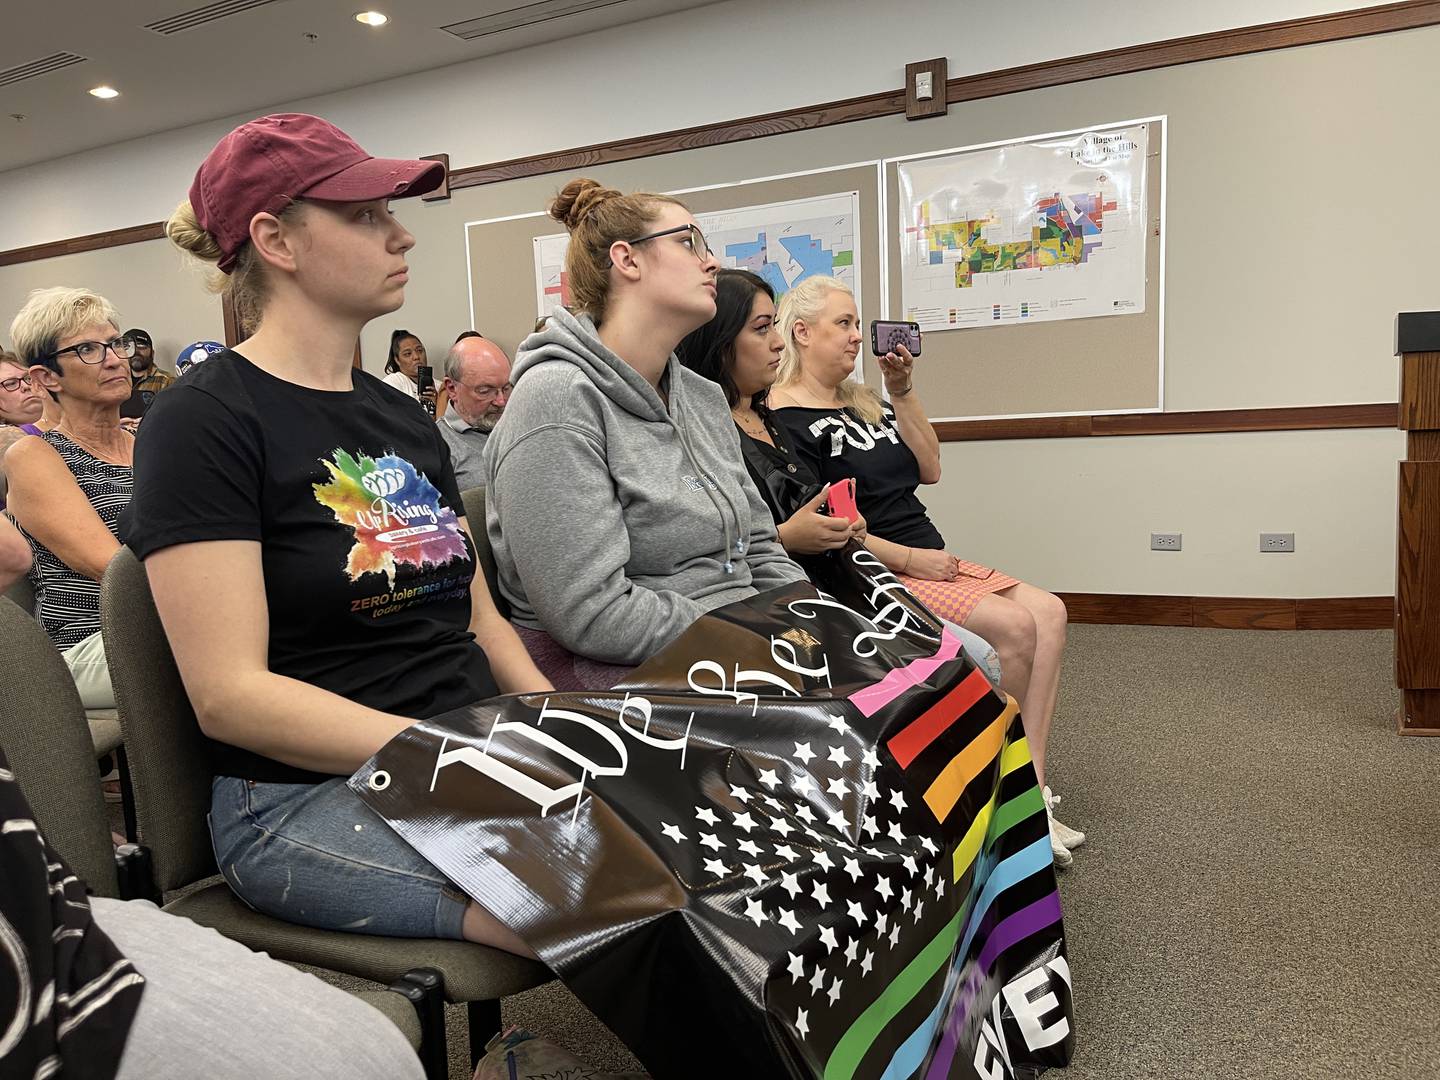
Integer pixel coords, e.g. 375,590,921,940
1049,824,1074,868
1043,786,1086,850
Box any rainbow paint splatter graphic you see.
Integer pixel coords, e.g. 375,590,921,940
313,448,468,587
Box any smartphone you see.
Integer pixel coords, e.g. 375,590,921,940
826,478,860,524
870,319,922,358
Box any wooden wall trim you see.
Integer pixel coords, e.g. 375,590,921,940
0,222,165,268
933,403,1399,442
446,0,1440,189
5,4,1437,260
1058,593,1394,630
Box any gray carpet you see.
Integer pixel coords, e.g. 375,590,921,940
289,625,1440,1077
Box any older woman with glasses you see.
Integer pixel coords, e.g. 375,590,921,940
5,287,137,708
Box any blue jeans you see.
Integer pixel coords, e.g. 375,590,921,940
209,775,469,940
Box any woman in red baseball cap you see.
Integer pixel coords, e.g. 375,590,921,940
125,114,551,953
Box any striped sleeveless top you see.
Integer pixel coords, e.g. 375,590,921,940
21,430,133,649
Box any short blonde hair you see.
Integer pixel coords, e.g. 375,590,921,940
9,287,120,370
776,276,884,424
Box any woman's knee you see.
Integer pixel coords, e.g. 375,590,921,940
975,600,1037,659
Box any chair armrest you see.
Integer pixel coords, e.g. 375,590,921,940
114,842,163,905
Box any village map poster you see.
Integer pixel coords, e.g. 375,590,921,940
534,191,862,319
897,124,1148,332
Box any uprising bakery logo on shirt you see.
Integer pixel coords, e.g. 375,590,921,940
313,448,469,588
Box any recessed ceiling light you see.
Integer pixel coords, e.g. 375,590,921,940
354,11,388,26
88,86,120,99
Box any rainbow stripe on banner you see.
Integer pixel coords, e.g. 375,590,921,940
823,634,1063,1079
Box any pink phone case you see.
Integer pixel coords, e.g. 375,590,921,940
827,478,859,523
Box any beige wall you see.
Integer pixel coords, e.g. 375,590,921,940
0,240,223,369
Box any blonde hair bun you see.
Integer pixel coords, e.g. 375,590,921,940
166,199,225,264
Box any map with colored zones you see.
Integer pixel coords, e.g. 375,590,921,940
896,124,1148,331
534,191,862,319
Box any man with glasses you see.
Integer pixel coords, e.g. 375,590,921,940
119,328,175,420
438,335,513,491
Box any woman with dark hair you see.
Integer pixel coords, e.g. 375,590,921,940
377,328,432,411
675,269,859,556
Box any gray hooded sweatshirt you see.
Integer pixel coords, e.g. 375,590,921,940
483,308,808,665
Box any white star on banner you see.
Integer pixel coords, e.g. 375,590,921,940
861,949,874,976
794,741,816,765
847,899,866,926
819,926,839,954
796,1007,810,1038
796,805,817,825
780,872,801,899
704,858,728,878
794,774,816,798
810,967,825,996
774,843,800,861
758,768,782,790
826,777,849,798
661,822,687,843
875,876,894,903
902,855,918,877
887,821,906,845
934,873,947,900
744,897,767,926
778,908,803,934
861,780,880,800
772,818,795,839
863,845,888,860
733,811,758,833
913,899,926,924
875,910,890,937
696,806,720,826
699,833,724,852
743,864,766,887
827,745,851,768
862,747,881,769
844,937,859,965
827,975,844,1006
826,714,850,735
888,923,902,948
889,789,908,813
826,809,851,831
737,839,762,857
861,816,880,840
920,836,938,856
730,785,752,803
842,857,863,883
901,887,913,913
813,850,835,872
788,951,805,984
764,794,786,812
811,881,832,909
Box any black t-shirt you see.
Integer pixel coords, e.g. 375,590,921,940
123,351,497,783
772,403,946,550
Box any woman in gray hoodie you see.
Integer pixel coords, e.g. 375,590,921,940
484,179,808,687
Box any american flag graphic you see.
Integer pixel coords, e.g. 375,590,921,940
357,554,1073,1079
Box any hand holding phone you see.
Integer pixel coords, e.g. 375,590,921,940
869,319,922,358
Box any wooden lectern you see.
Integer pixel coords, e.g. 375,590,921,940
1394,310,1440,735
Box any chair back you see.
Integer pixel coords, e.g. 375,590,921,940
4,573,34,614
460,485,510,620
100,547,217,891
0,598,119,896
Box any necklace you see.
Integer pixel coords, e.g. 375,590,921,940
732,410,769,438
58,424,131,464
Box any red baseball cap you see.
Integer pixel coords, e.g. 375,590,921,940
189,113,446,272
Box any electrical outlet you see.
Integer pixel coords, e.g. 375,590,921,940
1150,532,1182,551
1260,532,1295,552
914,71,934,100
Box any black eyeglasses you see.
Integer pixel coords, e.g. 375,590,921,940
1,373,32,392
44,337,137,366
608,223,712,266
